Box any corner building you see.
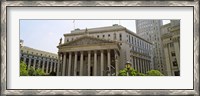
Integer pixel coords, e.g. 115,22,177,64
57,25,153,76
161,20,180,76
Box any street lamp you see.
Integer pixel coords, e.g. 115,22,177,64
125,61,131,76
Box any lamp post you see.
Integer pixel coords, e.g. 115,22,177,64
125,61,131,76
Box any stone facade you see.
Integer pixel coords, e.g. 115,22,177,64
136,20,166,75
161,20,180,76
20,44,58,74
57,24,153,76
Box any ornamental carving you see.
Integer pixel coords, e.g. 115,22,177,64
65,37,111,46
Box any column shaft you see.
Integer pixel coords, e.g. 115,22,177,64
33,57,36,69
93,51,97,76
107,50,111,76
56,54,60,76
62,53,66,76
68,52,72,76
46,59,50,74
80,52,83,76
88,51,91,76
74,52,77,76
100,50,104,76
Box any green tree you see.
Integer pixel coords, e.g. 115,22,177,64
118,68,137,76
28,67,36,76
35,69,46,76
146,70,164,76
20,61,28,76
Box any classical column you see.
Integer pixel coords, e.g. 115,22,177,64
28,56,32,69
107,50,111,76
134,57,137,71
37,57,41,69
100,50,104,76
42,58,45,72
143,59,145,74
50,59,53,72
33,57,36,70
74,52,77,76
137,58,140,73
46,59,50,74
53,61,56,72
140,59,142,73
56,54,60,76
79,51,83,76
68,52,72,76
93,50,97,76
115,50,119,76
164,44,172,76
88,51,91,76
62,53,66,76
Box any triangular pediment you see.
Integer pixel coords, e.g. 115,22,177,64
60,35,115,47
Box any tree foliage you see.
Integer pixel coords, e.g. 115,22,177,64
20,61,28,76
118,68,137,76
146,70,164,76
118,67,164,76
35,69,46,76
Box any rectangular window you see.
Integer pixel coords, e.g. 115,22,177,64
119,34,122,41
171,52,176,56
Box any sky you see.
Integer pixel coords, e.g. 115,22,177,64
20,20,170,54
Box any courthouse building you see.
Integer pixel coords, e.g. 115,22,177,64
161,20,180,76
57,24,154,76
20,40,58,74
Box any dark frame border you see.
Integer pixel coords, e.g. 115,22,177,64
1,1,199,95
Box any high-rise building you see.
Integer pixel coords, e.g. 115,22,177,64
161,20,180,76
57,24,153,76
136,20,166,75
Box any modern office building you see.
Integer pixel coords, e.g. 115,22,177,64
136,20,166,75
161,20,180,76
57,24,154,76
20,41,58,74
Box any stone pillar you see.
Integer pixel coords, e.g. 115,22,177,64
80,51,83,76
74,52,77,76
37,57,41,69
137,58,140,73
107,50,111,76
143,59,145,74
62,53,66,76
134,57,137,71
115,50,119,76
46,59,50,74
164,44,172,76
28,56,32,69
56,54,60,76
50,59,54,72
33,57,36,70
94,50,97,76
42,58,45,71
88,51,91,76
54,61,56,72
100,50,104,76
68,52,72,76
